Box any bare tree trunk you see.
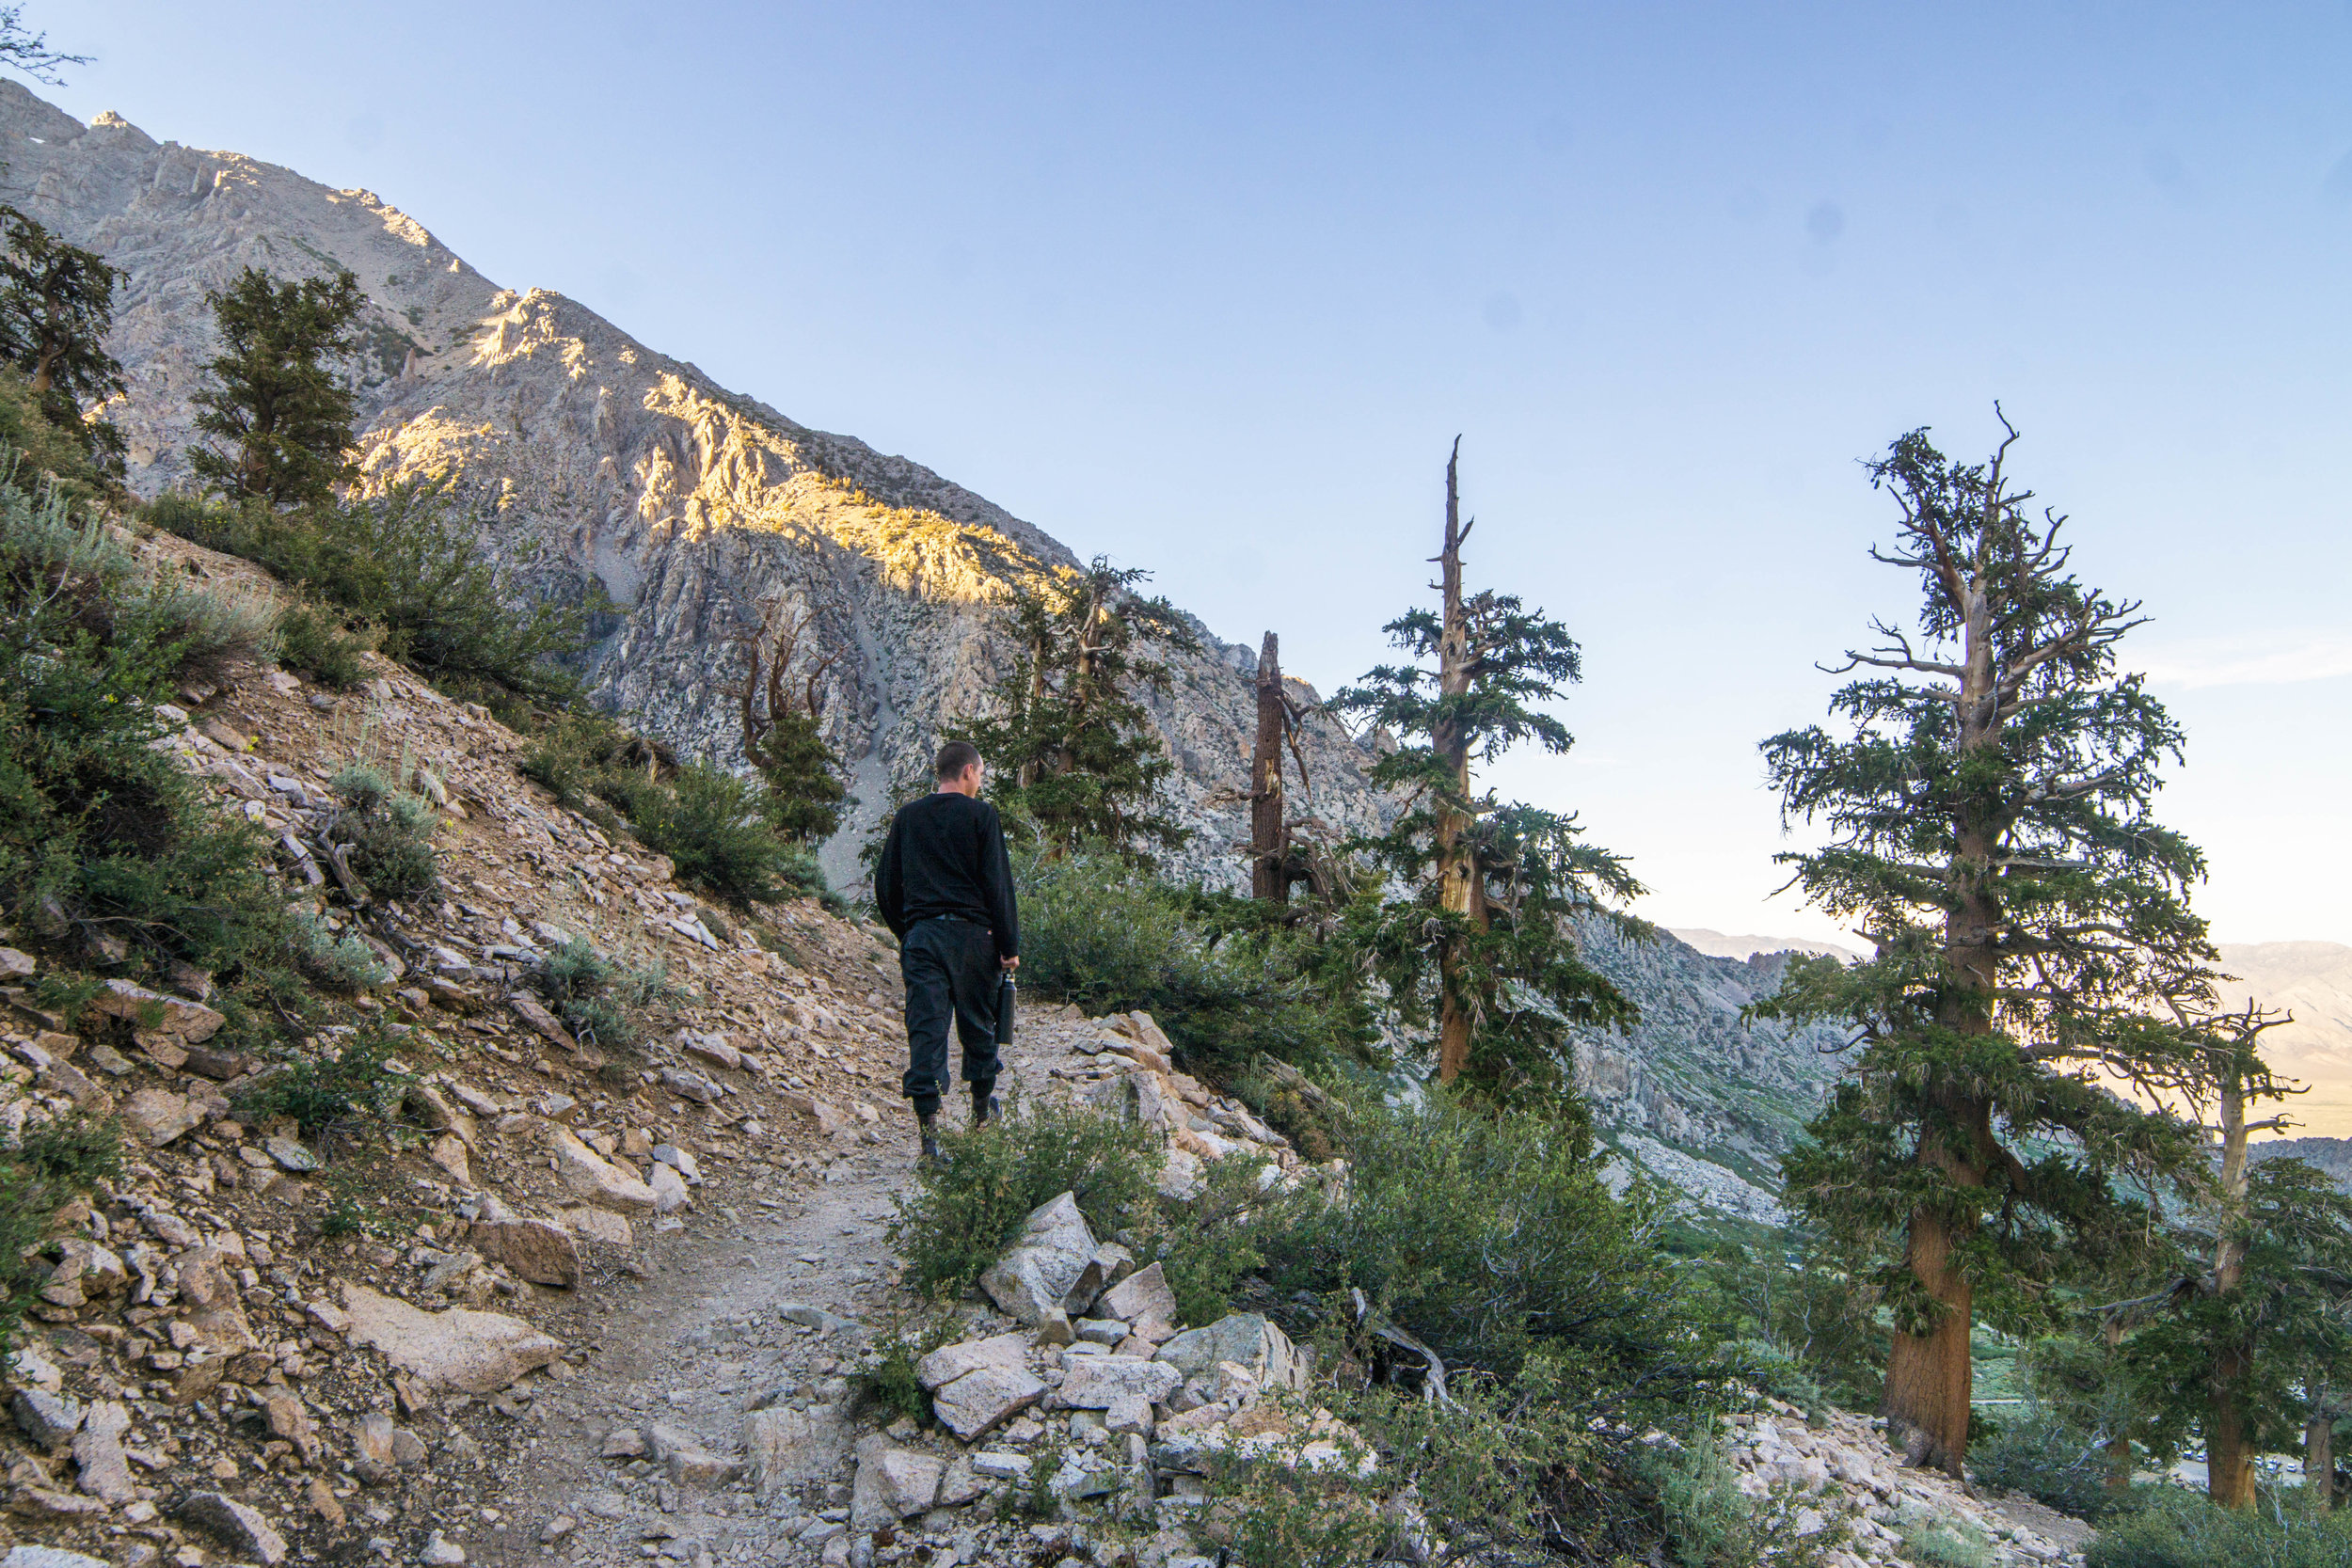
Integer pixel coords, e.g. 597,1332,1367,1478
2106,1317,2135,1493
1249,632,1288,904
2308,1399,2336,1509
1432,438,1479,1083
1883,1128,1982,1478
2210,1069,2257,1509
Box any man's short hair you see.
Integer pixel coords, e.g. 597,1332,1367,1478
934,740,982,781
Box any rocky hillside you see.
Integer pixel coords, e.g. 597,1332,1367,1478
0,80,1388,894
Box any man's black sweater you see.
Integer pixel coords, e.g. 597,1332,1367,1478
873,792,1020,960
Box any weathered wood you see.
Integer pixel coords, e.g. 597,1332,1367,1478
1249,632,1288,903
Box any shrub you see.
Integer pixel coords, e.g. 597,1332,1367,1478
1252,1088,1695,1389
326,766,439,901
0,459,298,998
146,482,582,702
1971,1404,2126,1522
1132,1148,1282,1327
272,601,374,688
2086,1489,2352,1568
1015,845,1370,1077
239,1026,414,1144
886,1101,1161,1298
629,762,829,908
533,938,668,1055
0,1110,129,1350
1899,1513,1995,1568
289,912,393,992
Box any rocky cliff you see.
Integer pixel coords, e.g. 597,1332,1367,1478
0,80,1388,895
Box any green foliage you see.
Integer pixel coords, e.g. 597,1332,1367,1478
1145,1150,1277,1327
1970,1403,2128,1522
271,601,374,688
1329,450,1642,1095
148,484,582,702
1013,842,1372,1077
855,1313,959,1426
950,556,1200,861
326,766,439,901
1899,1513,1996,1568
0,1110,125,1350
1253,1089,1696,1390
628,761,827,908
1703,1227,1888,1412
189,265,364,506
288,911,392,992
886,1101,1161,1297
2089,1489,2352,1568
1651,1428,1849,1568
0,363,110,508
238,1025,414,1143
0,205,126,473
532,939,668,1055
0,457,299,997
733,610,850,844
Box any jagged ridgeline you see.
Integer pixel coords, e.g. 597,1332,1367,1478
0,79,1386,895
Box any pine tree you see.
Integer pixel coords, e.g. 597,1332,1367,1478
731,600,850,845
1331,441,1641,1092
190,266,365,506
952,556,1200,861
1759,413,2214,1477
0,205,127,469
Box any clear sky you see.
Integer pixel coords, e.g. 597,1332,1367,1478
40,2,2352,947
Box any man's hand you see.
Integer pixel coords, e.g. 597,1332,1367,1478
1002,956,1020,972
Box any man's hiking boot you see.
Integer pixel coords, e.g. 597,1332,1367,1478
972,1087,998,1127
916,1111,946,1165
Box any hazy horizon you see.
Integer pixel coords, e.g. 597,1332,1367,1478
37,2,2352,946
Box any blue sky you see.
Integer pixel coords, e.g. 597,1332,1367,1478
42,1,2352,945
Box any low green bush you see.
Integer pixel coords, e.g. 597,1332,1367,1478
629,762,830,908
238,1026,414,1144
1252,1088,1695,1388
0,1110,127,1350
1970,1405,2126,1522
1899,1513,1995,1568
146,482,582,702
326,766,439,901
2086,1488,2352,1568
886,1101,1162,1298
272,601,375,688
288,912,393,993
533,938,669,1055
1014,845,1371,1077
0,451,299,999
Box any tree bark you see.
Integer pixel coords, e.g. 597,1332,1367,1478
2308,1401,2336,1509
2209,1068,2257,1508
1249,632,1288,904
1432,438,1478,1083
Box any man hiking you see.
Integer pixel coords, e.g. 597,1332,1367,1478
874,740,1019,1163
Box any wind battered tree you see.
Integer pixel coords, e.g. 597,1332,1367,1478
191,266,365,506
953,556,1200,861
731,599,850,845
0,207,127,469
1332,440,1640,1092
1760,412,2216,1478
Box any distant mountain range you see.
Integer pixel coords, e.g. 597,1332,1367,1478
2217,942,2352,1139
1669,928,1861,964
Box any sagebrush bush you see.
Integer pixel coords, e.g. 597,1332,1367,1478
146,482,581,701
1015,845,1370,1076
0,452,299,997
289,912,392,992
1900,1514,1995,1568
326,766,439,901
886,1101,1161,1297
533,938,668,1054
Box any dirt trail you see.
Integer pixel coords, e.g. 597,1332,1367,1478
480,1022,1077,1567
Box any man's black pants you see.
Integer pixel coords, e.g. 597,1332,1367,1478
898,917,1001,1117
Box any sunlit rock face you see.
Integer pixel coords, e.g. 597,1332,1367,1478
0,81,1385,887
